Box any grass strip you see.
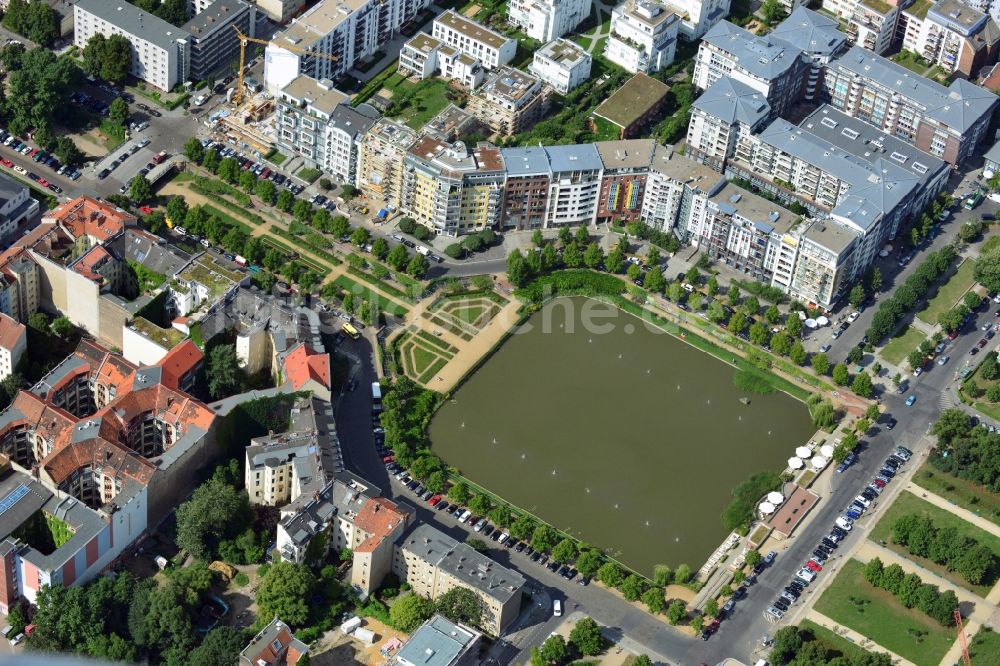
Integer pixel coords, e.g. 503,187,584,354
333,275,408,317
347,266,414,302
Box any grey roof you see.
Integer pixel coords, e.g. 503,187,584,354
400,523,525,604
702,21,803,81
710,182,797,234
595,139,656,170
649,144,727,194
0,471,52,542
770,8,847,58
115,228,192,277
278,470,380,549
800,105,947,192
500,147,551,177
692,77,771,127
927,0,989,36
397,615,480,666
802,218,859,254
984,137,1000,165
544,144,603,173
832,47,998,132
182,0,250,37
328,104,379,140
75,0,190,51
0,172,27,211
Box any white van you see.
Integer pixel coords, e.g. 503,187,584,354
498,532,509,545
553,599,562,617
457,509,471,523
835,516,853,531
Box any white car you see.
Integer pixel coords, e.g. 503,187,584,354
9,633,23,646
847,312,859,323
553,599,563,617
835,516,853,531
193,94,207,106
854,495,871,508
12,165,25,175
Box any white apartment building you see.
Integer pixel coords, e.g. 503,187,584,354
356,119,418,208
823,0,905,54
543,144,604,226
642,144,726,232
605,0,681,74
431,11,517,70
0,173,39,242
901,0,1000,77
508,0,592,41
398,33,486,89
685,76,772,171
265,0,431,93
255,0,300,22
74,0,191,91
671,0,731,38
0,312,25,381
529,39,592,93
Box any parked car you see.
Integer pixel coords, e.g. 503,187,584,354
905,395,917,406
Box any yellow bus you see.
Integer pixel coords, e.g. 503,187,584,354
342,322,360,340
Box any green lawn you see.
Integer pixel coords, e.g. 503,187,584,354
297,167,322,183
968,626,1000,665
798,620,891,662
389,78,452,130
593,116,621,141
880,326,926,366
868,490,1000,595
333,275,409,317
913,462,1000,527
265,149,287,166
572,35,592,49
917,259,977,324
814,559,956,665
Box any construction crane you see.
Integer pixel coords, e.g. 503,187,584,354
231,26,343,107
954,609,971,666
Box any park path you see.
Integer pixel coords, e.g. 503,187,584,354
804,609,918,666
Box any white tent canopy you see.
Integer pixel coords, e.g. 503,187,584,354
795,446,812,459
812,456,829,469
759,501,776,515
820,444,835,458
804,319,817,329
767,491,784,504
816,316,829,326
788,456,804,469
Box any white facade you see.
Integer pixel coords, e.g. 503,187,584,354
605,0,680,74
431,11,517,70
529,39,592,93
73,0,191,91
671,0,731,38
0,313,25,381
823,0,901,54
508,0,592,41
398,34,487,89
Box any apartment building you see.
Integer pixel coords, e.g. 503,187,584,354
964,0,1000,23
432,11,517,70
693,21,808,117
398,34,486,89
356,119,418,208
396,616,482,666
670,0,731,38
183,0,255,82
255,0,300,22
823,0,905,54
74,0,191,91
642,144,726,232
0,174,38,243
780,217,860,309
529,39,592,94
769,8,848,101
604,0,681,74
264,0,431,92
394,524,525,636
686,76,772,171
822,46,998,164
401,137,505,235
595,140,656,224
901,0,1000,77
544,144,605,226
508,0,592,41
0,314,24,382
499,147,551,230
466,67,548,136
240,619,309,666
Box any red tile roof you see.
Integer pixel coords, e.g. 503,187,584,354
44,196,135,241
282,344,331,391
157,340,203,390
0,313,25,352
354,498,407,554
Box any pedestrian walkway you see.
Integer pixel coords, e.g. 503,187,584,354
804,609,917,666
904,482,1000,541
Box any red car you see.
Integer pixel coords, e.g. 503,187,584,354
872,478,887,488
28,148,38,158
37,178,48,187
381,454,394,463
0,159,12,168
805,560,822,572
260,167,271,179
428,494,441,506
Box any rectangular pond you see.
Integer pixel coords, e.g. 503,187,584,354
429,297,815,575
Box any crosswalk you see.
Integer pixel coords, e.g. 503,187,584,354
937,392,956,411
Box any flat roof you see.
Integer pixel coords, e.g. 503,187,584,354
397,615,480,666
620,0,682,28
767,486,821,537
479,66,541,103
595,139,656,170
801,218,859,254
712,182,798,235
272,0,370,49
75,0,189,51
534,38,591,68
544,143,604,173
927,0,989,36
435,10,511,50
0,470,52,541
649,144,726,193
182,0,250,37
593,73,670,128
692,76,771,128
500,146,551,177
280,75,349,114
702,20,803,81
770,7,846,57
405,32,442,54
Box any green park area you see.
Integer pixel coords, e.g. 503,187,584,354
798,620,890,662
968,627,1000,665
880,326,925,366
917,259,977,325
386,78,453,130
814,559,955,665
868,490,1000,595
333,275,409,317
913,462,1000,528
392,328,457,385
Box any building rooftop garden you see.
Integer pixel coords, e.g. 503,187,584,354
130,316,186,349
177,255,243,301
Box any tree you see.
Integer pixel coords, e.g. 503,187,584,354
576,549,602,577
665,600,686,625
786,314,802,338
188,626,244,666
770,331,791,356
292,199,312,222
621,574,645,601
749,322,770,346
727,311,747,334
852,371,873,398
510,514,536,540
552,538,578,564
539,634,568,664
707,299,727,323
583,242,604,269
257,561,315,627
183,137,205,163
371,237,389,260
764,304,780,324
203,148,220,173
255,179,276,204
976,245,1000,293
641,587,664,614
812,352,830,375
532,229,544,247
704,599,719,619
745,550,762,568
175,478,250,561
218,157,241,184
789,341,807,366
28,311,49,332
130,176,152,203
1,41,25,71
849,284,866,308
239,170,257,194
569,617,604,656
562,241,581,269
206,345,243,399
531,525,556,553
674,563,692,584
597,562,624,588
109,97,130,129
575,225,590,245
50,315,72,338
387,244,409,270
832,363,850,386
760,0,786,23
407,253,429,279
626,263,642,282
469,493,492,515
53,136,83,167
448,481,471,505
644,265,665,293
435,588,482,627
390,594,433,632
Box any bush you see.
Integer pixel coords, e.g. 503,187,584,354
234,572,249,586
722,471,782,532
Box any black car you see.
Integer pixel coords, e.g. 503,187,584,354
885,417,897,430
538,554,548,564
98,168,111,179
530,551,541,562
547,560,559,572
788,580,804,592
732,585,747,599
861,488,878,501
482,525,494,538
879,466,896,478
772,598,789,611
752,562,765,575
821,537,838,550
514,542,526,552
883,458,900,470
783,586,800,599
745,573,757,585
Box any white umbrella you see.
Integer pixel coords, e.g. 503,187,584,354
798,311,807,320
820,444,835,458
805,319,818,329
884,244,893,252
879,250,890,258
812,455,829,470
796,446,812,459
767,491,784,504
788,456,804,469
759,501,776,515
816,316,829,327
